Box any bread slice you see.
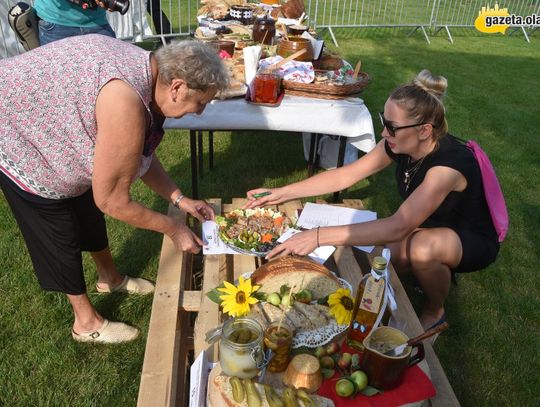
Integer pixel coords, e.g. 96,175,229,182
251,256,340,300
213,374,335,407
278,304,315,331
247,303,269,330
293,302,331,329
260,302,290,329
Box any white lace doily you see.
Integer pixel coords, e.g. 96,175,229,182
241,272,352,348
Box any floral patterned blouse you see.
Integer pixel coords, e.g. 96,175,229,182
0,34,161,199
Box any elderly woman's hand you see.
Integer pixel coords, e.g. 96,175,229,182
169,223,204,253
178,197,215,223
265,228,318,260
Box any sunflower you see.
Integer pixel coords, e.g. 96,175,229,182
328,288,355,325
218,276,260,317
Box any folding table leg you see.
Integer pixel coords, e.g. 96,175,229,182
208,131,214,170
332,136,347,202
197,130,204,178
307,133,321,177
190,130,199,200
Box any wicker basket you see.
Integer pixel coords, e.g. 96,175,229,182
283,71,370,100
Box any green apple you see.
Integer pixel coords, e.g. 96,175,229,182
295,289,313,304
314,346,327,358
326,342,339,355
281,294,294,307
350,370,369,391
320,355,335,369
335,378,355,397
267,292,281,306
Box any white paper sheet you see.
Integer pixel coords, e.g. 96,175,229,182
297,203,377,253
202,221,237,255
189,350,216,407
243,45,262,85
277,228,336,264
301,32,324,60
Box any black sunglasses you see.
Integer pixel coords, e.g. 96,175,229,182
379,112,428,137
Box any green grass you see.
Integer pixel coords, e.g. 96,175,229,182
1,30,540,406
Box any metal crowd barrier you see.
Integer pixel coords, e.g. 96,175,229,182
306,0,436,45
2,0,538,58
429,0,540,44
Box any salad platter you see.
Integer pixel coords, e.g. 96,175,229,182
216,208,292,256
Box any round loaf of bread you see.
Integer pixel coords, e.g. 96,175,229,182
251,256,340,299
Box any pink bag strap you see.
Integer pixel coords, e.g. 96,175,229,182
465,140,508,242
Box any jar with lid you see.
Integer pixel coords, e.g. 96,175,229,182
219,317,266,378
251,68,281,104
252,15,276,45
346,256,388,350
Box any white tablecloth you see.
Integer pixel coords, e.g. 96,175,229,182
164,95,377,153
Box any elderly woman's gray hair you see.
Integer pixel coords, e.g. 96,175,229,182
154,40,229,91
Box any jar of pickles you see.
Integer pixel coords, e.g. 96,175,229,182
264,321,293,372
219,317,266,379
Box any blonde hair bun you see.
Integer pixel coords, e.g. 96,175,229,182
413,69,448,100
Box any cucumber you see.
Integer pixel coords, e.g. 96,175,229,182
230,377,245,403
243,379,262,407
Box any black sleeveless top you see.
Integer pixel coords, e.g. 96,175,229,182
384,134,497,242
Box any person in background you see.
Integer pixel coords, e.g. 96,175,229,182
34,0,116,45
244,70,499,332
0,35,228,343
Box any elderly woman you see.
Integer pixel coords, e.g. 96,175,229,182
0,35,228,343
245,70,499,331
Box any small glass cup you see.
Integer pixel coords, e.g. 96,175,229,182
251,68,281,104
263,321,293,372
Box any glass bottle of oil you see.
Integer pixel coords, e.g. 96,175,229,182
346,256,387,350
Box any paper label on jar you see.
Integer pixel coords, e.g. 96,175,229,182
359,276,385,313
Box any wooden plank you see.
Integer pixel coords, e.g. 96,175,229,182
231,197,248,208
194,198,228,362
232,254,258,281
333,247,363,296
342,198,365,210
278,199,303,220
138,205,187,407
179,290,201,312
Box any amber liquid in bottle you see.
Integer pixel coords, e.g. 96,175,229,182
346,256,387,350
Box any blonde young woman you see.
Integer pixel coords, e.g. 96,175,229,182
245,70,499,330
0,36,228,343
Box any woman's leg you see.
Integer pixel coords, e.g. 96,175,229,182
68,293,104,333
91,248,125,290
407,228,462,329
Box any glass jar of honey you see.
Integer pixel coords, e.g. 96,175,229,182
263,321,293,372
219,317,266,379
251,68,281,104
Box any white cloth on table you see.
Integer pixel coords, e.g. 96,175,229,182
164,95,376,153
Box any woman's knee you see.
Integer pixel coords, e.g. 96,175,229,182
408,229,462,269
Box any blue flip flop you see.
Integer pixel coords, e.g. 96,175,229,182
424,313,447,345
427,313,447,331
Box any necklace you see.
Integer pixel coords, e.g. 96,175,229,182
404,155,428,191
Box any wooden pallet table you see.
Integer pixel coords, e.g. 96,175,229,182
137,198,460,407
